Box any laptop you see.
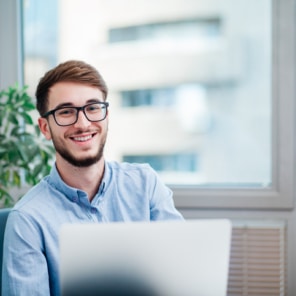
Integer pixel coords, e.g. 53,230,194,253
59,219,232,296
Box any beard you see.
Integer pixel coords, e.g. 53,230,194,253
51,128,107,167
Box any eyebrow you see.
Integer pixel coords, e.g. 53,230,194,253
53,98,103,110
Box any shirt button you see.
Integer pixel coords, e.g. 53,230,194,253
91,208,97,214
72,197,78,202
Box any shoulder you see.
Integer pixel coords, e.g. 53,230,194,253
12,177,52,214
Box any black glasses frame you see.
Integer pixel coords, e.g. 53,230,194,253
42,102,109,126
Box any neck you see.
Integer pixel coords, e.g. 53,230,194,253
56,156,105,201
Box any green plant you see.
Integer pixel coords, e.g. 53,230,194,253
0,84,54,207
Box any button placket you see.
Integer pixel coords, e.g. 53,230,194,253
90,207,97,214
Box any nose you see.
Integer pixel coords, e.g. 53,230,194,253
73,110,91,128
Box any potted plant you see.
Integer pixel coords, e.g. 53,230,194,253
0,84,54,207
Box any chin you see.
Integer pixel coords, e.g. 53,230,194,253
56,141,105,168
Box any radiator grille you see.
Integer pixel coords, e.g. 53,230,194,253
227,222,286,296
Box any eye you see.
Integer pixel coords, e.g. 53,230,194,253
56,108,76,117
86,104,102,112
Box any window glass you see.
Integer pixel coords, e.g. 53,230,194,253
23,0,58,90
108,18,221,43
23,0,271,187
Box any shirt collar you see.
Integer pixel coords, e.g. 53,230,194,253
47,162,108,202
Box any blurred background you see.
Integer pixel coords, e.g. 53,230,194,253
23,0,271,187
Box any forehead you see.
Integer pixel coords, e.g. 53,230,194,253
48,81,104,108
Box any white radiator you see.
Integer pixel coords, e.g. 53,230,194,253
227,221,286,296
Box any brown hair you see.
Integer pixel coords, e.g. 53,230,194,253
35,60,108,116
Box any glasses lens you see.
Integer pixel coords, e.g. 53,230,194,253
55,107,77,126
84,103,107,122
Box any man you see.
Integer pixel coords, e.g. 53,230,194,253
2,60,183,295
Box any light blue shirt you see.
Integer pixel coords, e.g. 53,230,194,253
2,161,183,296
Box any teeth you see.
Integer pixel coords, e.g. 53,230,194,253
73,135,92,142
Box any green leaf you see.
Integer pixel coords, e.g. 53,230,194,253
0,84,54,206
8,113,19,125
20,112,34,124
32,163,43,177
10,126,21,137
13,171,21,187
17,146,30,162
23,101,35,111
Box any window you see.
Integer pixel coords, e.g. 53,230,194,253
124,154,198,172
121,88,176,107
2,0,292,209
123,154,198,184
108,18,221,43
23,0,58,90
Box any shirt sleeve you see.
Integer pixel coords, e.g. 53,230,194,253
147,167,184,221
2,210,51,296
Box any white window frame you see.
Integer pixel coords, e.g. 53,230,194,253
1,0,295,210
171,0,296,210
0,0,23,90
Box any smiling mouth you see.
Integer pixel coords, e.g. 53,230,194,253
71,134,94,142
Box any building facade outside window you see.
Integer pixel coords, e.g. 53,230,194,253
21,0,295,209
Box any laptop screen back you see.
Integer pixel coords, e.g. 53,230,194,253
60,219,232,296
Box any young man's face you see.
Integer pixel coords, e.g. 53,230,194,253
38,81,108,167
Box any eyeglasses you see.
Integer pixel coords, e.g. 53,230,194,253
42,102,109,126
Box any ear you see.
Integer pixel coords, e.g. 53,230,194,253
38,117,52,140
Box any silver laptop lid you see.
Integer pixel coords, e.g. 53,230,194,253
60,219,232,296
